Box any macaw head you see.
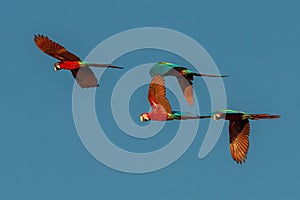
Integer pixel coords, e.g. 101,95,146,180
210,110,227,120
213,113,222,120
140,113,150,122
54,62,61,71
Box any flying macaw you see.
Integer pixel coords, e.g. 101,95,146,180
150,62,228,106
140,75,211,122
34,34,123,88
212,109,280,164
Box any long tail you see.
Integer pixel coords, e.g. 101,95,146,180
179,115,212,120
83,63,123,69
245,114,281,120
192,73,228,78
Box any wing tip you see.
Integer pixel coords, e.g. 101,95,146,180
184,85,194,106
234,156,247,164
34,34,47,40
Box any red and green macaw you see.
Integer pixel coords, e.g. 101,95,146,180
150,62,228,106
212,109,280,164
34,34,123,88
140,75,211,122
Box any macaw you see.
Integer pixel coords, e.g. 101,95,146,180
150,62,227,105
34,34,123,88
212,109,280,164
140,75,211,122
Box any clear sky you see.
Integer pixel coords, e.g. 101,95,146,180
1,0,299,199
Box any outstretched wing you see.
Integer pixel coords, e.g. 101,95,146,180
229,119,250,164
150,62,173,77
148,75,172,114
34,34,81,61
176,76,194,106
149,62,184,77
150,63,194,106
71,67,98,88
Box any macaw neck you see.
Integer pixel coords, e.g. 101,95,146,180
59,61,81,70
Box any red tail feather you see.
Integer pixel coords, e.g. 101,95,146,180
249,114,280,120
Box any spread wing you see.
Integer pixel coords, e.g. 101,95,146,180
176,76,194,106
148,75,172,114
71,67,98,88
229,119,250,164
34,34,81,61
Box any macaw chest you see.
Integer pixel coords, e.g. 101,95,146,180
149,111,169,121
59,61,80,70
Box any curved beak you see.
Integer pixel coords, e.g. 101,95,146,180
213,113,221,120
140,115,145,122
54,63,61,71
140,114,150,122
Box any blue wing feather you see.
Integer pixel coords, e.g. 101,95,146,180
150,62,179,77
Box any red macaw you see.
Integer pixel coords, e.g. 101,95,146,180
140,75,211,122
34,34,123,88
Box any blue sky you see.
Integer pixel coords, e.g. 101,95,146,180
1,0,299,199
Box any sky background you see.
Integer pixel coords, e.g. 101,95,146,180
1,0,299,199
